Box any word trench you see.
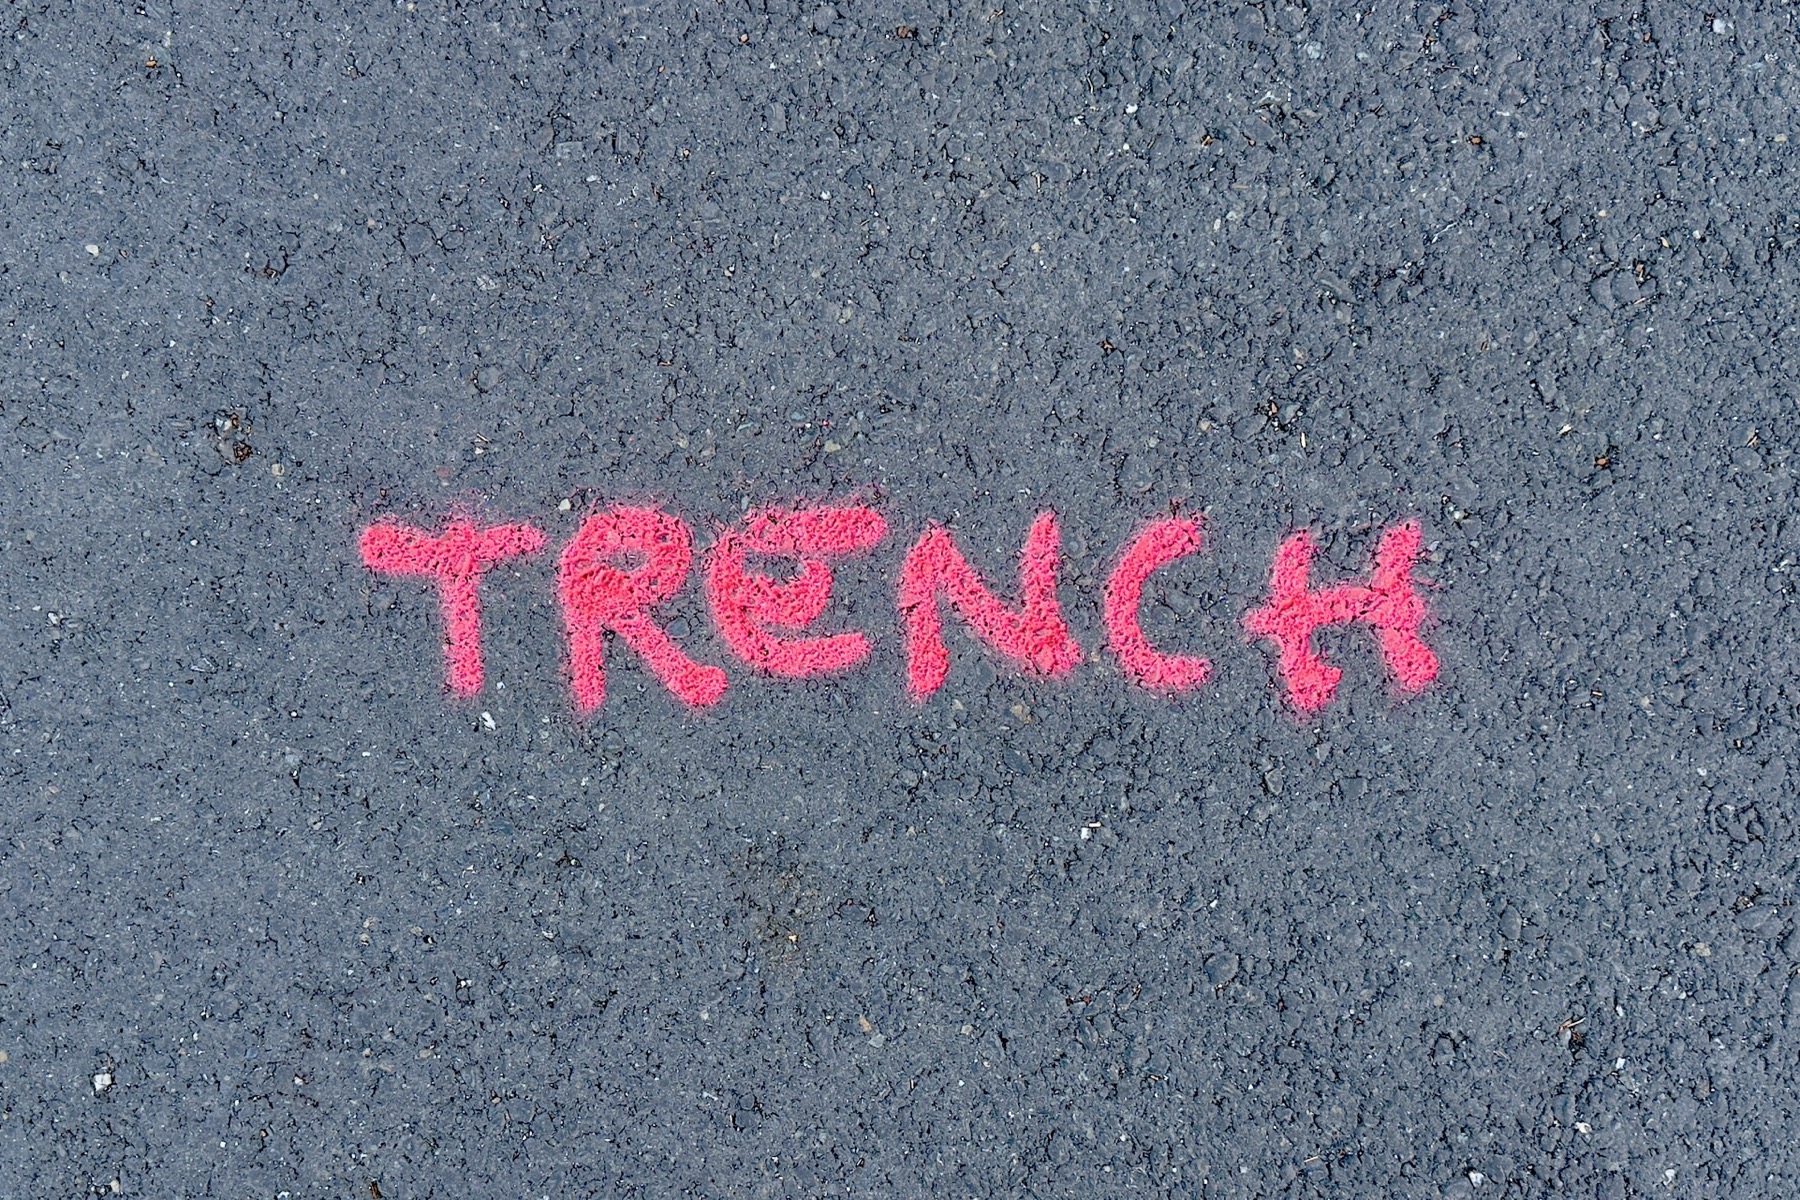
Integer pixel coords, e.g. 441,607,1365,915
358,506,1440,714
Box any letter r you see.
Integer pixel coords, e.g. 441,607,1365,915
557,507,727,713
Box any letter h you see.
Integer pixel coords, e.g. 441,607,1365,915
1242,521,1438,710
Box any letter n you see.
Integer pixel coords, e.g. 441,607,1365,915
896,512,1082,699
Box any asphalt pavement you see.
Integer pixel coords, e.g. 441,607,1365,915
2,2,1798,1197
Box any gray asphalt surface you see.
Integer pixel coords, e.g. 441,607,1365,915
3,1,1798,1197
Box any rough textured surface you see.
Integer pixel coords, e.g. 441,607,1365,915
2,1,1798,1197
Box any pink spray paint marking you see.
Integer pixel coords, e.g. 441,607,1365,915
1242,521,1438,711
706,505,888,676
358,519,547,697
358,504,1441,715
557,507,728,713
896,511,1083,700
1103,516,1213,693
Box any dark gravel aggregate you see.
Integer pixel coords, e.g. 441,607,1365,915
3,1,1799,1196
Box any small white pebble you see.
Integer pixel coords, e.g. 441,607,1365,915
93,1071,113,1093
85,244,100,256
